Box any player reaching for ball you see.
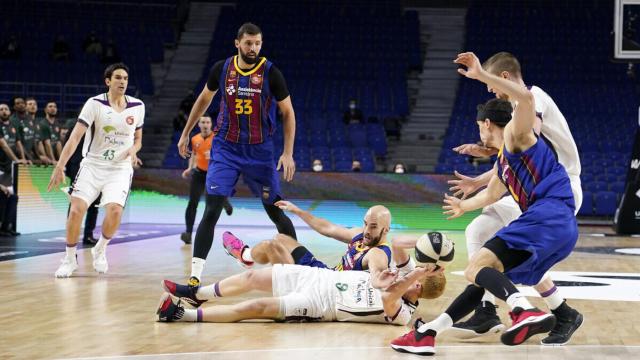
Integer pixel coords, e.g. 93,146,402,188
157,264,445,325
390,52,579,355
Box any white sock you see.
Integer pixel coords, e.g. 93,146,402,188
481,290,496,305
196,282,222,300
178,308,200,322
95,234,111,251
417,313,453,335
241,247,254,263
396,257,416,277
542,287,564,310
65,245,77,259
506,292,533,310
191,257,206,280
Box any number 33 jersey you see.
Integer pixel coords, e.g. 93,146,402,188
78,94,145,168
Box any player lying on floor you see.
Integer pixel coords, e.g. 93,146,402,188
158,264,445,325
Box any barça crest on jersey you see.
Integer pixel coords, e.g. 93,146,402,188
251,75,262,85
126,116,135,125
226,84,236,95
229,70,237,79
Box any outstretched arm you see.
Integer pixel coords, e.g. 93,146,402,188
275,200,359,243
443,172,507,219
454,52,537,141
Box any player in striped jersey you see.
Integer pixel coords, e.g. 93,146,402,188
448,52,583,345
176,23,297,288
391,52,579,355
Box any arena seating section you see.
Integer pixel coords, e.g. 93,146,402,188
435,0,638,216
0,0,175,111
164,1,420,172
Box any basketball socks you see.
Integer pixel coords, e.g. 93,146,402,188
241,248,254,263
191,257,205,281
443,284,486,322
540,285,564,310
196,282,223,300
263,202,297,239
418,313,453,335
475,267,532,309
174,307,202,322
65,244,77,259
396,257,416,277
506,292,533,310
95,234,111,251
481,290,496,307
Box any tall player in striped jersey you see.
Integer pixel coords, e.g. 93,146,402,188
157,264,445,325
447,52,583,345
176,23,297,288
48,63,144,278
391,52,579,355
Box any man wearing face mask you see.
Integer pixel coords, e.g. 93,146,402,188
343,99,364,125
176,22,298,289
312,159,323,172
394,163,406,174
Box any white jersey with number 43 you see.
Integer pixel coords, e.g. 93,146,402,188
78,93,145,167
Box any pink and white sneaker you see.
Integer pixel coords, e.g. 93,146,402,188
222,231,254,268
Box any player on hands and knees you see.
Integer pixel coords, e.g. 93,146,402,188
391,52,578,355
49,63,144,278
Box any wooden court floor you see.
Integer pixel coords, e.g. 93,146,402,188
1,226,640,359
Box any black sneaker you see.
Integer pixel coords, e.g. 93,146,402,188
157,292,185,322
180,232,192,244
541,302,584,346
162,279,207,308
83,235,98,245
450,302,505,339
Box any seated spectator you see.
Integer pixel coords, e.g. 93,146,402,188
312,159,323,172
52,35,71,61
393,163,406,174
352,160,361,172
102,39,120,64
0,35,21,59
0,103,29,165
83,31,103,56
343,99,364,124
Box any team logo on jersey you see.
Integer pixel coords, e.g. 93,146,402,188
126,116,135,125
229,70,237,79
251,75,262,85
226,84,236,95
103,125,116,133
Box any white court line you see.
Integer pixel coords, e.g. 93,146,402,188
63,344,640,360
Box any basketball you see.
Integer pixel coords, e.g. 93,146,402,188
415,232,455,266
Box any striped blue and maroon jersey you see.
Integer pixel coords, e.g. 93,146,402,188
214,56,277,144
496,136,575,212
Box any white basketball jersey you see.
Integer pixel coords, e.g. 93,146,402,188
78,93,145,168
530,86,581,177
331,270,417,325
